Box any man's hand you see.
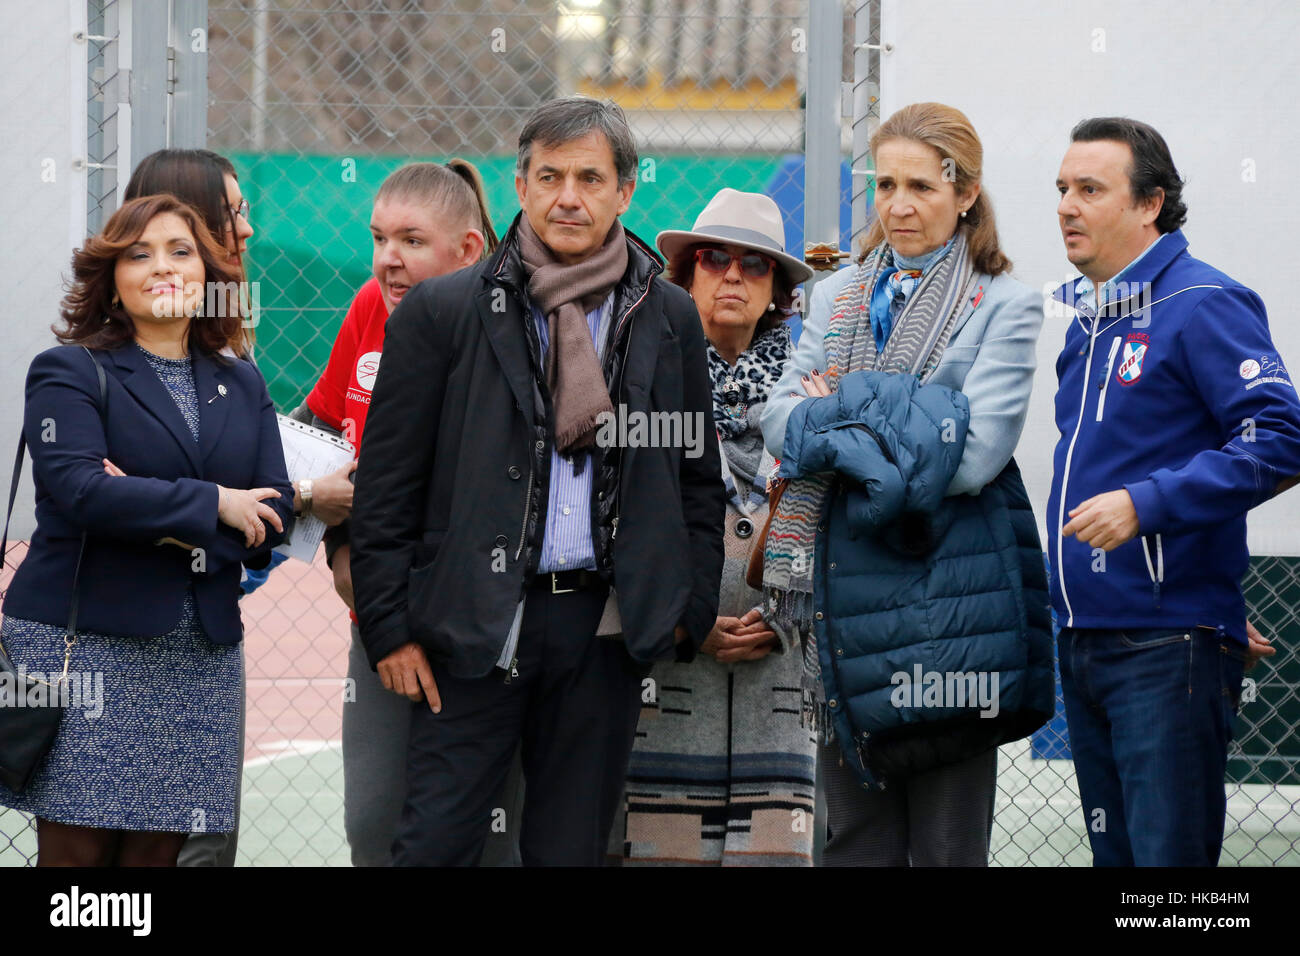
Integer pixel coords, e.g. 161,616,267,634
332,543,355,612
1062,489,1140,552
377,642,441,712
307,460,358,527
700,609,777,663
1245,620,1277,673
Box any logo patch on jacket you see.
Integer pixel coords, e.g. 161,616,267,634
1116,332,1149,386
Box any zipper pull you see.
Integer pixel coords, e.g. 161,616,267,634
611,516,618,540
503,656,519,684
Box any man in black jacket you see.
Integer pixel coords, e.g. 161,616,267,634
350,96,725,866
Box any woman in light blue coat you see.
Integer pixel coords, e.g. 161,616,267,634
760,102,1045,865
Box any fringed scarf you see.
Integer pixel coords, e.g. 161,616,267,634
761,231,978,740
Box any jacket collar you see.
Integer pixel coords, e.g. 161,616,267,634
485,211,664,302
477,213,665,422
1051,228,1190,316
103,342,237,475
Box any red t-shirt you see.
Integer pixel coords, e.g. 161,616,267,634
306,277,388,456
308,278,388,624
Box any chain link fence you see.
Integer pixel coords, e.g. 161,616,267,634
1,0,1296,866
84,0,125,234
204,0,840,866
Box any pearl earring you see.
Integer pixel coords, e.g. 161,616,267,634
767,302,775,311
960,210,967,218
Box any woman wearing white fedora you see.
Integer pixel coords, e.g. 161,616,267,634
616,188,818,866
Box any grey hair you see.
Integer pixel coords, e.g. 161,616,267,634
516,96,639,186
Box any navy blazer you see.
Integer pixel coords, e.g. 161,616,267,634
3,343,294,645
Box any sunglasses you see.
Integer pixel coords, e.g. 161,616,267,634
694,247,775,278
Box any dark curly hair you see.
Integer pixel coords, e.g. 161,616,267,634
56,194,246,355
1070,117,1188,233
665,243,796,337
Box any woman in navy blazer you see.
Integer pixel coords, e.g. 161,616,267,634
0,194,293,866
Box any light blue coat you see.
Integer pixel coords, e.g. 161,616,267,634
761,262,1045,496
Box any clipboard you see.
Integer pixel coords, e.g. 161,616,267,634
274,415,356,562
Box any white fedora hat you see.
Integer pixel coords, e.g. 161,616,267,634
656,187,814,285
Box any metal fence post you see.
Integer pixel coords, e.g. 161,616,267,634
171,0,209,148
850,1,877,246
128,0,168,165
803,0,843,868
803,0,842,286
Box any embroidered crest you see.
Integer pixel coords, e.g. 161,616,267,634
1116,332,1149,386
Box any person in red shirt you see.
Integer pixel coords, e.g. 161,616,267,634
297,161,499,866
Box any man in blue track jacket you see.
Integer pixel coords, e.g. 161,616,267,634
1047,117,1300,866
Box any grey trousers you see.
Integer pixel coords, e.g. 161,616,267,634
820,742,998,866
178,647,244,867
343,625,524,866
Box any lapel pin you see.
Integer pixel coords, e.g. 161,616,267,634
208,384,228,404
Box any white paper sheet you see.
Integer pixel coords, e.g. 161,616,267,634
274,415,355,562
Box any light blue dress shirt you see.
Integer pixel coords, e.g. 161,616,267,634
1074,233,1164,314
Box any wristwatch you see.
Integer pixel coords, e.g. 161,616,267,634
296,478,313,517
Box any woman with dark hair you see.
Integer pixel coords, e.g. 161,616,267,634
127,150,354,538
0,194,293,866
125,150,253,354
760,103,1054,866
125,148,253,273
294,160,502,866
124,148,337,867
615,188,818,865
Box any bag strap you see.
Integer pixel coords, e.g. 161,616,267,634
0,347,108,681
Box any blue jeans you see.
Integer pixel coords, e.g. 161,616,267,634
1058,626,1246,866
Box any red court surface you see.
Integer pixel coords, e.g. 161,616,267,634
240,551,351,762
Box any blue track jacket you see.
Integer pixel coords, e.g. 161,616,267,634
1046,229,1300,643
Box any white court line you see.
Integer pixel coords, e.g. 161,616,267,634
246,678,347,687
245,738,342,768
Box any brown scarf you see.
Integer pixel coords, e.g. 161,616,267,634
517,215,627,453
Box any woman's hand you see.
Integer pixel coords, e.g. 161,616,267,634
792,368,832,399
332,543,355,612
700,609,778,663
305,459,357,527
217,485,285,547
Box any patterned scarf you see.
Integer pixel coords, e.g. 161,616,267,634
709,324,792,440
871,267,922,349
761,231,977,735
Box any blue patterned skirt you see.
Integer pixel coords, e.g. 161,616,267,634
0,592,241,832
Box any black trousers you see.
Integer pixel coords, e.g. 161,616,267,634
392,583,649,866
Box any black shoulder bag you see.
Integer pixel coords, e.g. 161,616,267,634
0,347,107,792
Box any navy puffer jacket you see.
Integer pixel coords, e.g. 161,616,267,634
782,370,1053,789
